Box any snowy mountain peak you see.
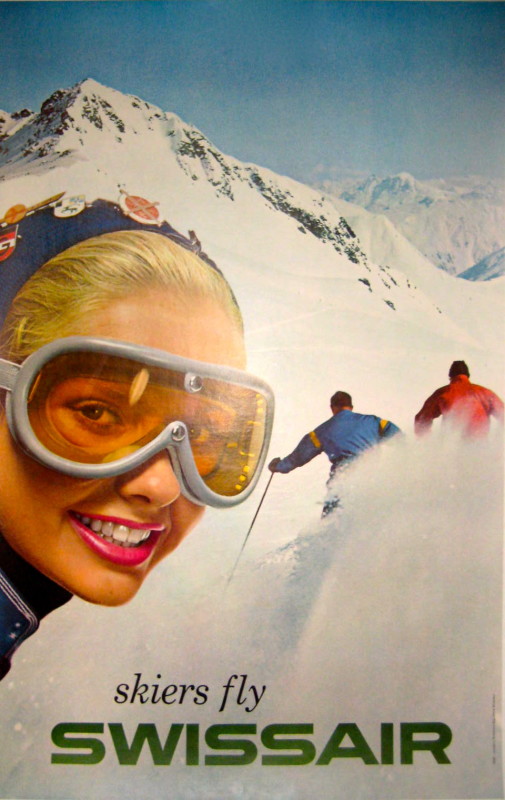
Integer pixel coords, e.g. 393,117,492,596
378,172,416,191
0,79,374,275
38,78,168,139
0,78,190,172
77,77,116,95
340,171,443,211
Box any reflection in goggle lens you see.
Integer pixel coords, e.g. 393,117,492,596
27,352,268,497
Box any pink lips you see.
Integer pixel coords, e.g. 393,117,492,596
68,512,165,567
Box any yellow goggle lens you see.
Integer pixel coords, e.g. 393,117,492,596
27,352,267,497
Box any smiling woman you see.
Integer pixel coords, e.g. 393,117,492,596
0,193,274,679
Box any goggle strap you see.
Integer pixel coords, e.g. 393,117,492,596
0,359,20,391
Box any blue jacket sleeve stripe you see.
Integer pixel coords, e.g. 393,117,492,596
379,419,401,439
275,432,322,473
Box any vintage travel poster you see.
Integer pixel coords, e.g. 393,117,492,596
0,2,503,798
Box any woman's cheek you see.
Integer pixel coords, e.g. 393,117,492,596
150,497,205,567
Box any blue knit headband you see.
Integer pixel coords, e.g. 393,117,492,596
0,191,226,325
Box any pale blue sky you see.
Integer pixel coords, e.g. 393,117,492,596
2,1,504,181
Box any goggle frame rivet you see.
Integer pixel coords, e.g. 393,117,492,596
185,373,203,393
170,423,187,443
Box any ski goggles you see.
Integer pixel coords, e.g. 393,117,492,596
0,337,274,508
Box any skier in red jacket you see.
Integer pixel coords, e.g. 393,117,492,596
415,361,504,438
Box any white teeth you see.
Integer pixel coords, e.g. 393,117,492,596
113,525,129,543
74,513,153,547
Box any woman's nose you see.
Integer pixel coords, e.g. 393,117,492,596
115,450,181,508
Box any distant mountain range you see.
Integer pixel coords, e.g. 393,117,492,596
312,172,505,279
0,78,502,380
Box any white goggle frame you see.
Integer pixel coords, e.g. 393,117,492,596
0,336,274,509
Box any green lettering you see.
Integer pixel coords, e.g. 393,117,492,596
51,723,105,765
381,722,394,764
401,722,452,764
186,723,199,766
204,724,257,766
316,723,379,765
108,723,183,765
261,723,316,765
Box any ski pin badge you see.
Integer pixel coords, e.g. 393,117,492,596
119,191,161,225
0,226,18,262
0,192,65,227
53,195,86,218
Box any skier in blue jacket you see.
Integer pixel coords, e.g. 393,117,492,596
269,391,401,517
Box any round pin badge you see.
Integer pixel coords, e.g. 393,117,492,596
119,192,161,225
2,205,27,226
53,195,86,218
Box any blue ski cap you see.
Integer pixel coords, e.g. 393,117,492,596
0,191,232,326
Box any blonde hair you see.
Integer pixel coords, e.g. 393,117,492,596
1,230,243,362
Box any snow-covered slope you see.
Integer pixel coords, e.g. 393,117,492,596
0,80,503,800
314,171,505,278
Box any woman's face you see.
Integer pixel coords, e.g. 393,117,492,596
0,289,245,605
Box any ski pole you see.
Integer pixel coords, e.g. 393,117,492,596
226,471,275,588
